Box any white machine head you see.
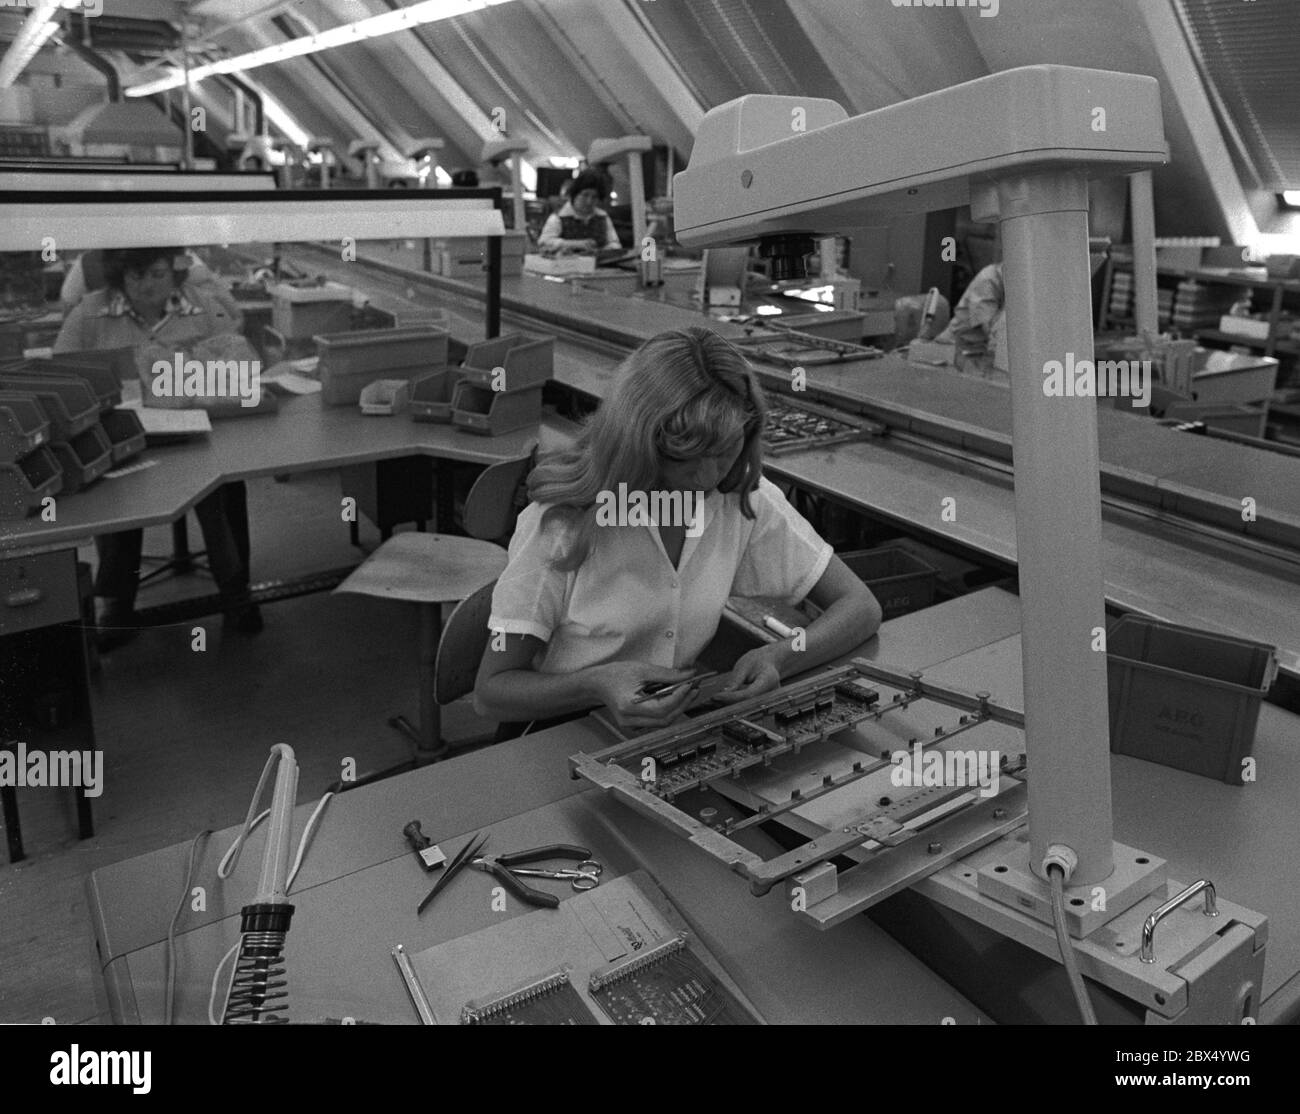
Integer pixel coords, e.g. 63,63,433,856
586,135,653,166
405,137,446,160
673,65,1166,278
481,136,529,164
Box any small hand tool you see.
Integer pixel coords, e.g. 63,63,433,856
391,944,437,1025
403,820,446,872
470,844,602,908
416,830,487,914
633,670,719,704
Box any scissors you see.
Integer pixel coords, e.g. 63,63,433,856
471,843,603,908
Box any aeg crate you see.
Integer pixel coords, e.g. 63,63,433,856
270,281,354,338
839,544,939,619
0,375,99,440
409,369,457,422
98,408,147,464
460,333,554,393
35,357,122,411
1107,614,1277,785
450,381,542,436
314,326,449,406
50,422,113,493
0,393,50,462
0,444,62,518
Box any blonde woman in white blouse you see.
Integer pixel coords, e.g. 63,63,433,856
475,327,881,737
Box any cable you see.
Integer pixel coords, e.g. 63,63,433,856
165,828,211,1025
1048,863,1098,1025
287,791,333,893
208,939,242,1026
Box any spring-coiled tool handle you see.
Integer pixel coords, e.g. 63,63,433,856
223,902,296,1024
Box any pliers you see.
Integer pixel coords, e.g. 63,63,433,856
470,843,602,909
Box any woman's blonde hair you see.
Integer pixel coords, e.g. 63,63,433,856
529,326,767,571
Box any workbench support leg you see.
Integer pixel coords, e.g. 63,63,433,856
1,757,22,863
389,602,443,755
976,170,1115,886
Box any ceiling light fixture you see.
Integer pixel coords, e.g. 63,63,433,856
0,0,64,90
125,0,511,97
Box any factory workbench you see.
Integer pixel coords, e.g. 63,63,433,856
84,588,1300,1024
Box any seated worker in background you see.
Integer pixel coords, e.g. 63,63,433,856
475,327,882,736
932,262,1006,376
54,247,261,650
537,170,621,255
61,248,243,324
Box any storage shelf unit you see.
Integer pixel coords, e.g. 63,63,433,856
1100,250,1300,364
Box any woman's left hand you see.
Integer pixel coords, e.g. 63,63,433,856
714,645,786,704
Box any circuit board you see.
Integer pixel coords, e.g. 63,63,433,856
761,394,881,455
588,935,758,1026
570,659,1027,898
735,325,883,366
460,968,598,1025
641,673,888,801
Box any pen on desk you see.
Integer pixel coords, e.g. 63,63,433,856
632,670,719,704
762,615,798,639
919,286,941,338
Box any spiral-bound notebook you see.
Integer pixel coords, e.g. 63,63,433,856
407,871,762,1025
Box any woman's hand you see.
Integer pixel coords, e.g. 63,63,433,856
592,662,700,731
714,644,787,704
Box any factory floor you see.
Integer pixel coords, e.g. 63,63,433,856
0,471,487,1025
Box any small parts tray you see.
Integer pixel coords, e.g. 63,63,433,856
0,374,100,440
98,408,147,464
459,333,554,393
0,444,62,519
33,357,122,411
314,325,449,407
50,422,113,494
0,392,51,463
409,369,456,423
451,381,542,436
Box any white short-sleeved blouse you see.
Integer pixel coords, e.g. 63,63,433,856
489,477,833,674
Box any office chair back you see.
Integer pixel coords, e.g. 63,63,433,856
435,579,497,706
463,444,537,541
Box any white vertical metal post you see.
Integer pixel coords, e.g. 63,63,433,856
976,169,1115,887
508,152,526,232
819,236,838,280
1130,170,1159,339
627,150,648,250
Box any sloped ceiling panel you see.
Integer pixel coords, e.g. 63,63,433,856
633,0,851,109
963,0,1227,237
787,0,987,111
530,0,701,160
408,5,616,159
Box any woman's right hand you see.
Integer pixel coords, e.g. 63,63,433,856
592,662,699,731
